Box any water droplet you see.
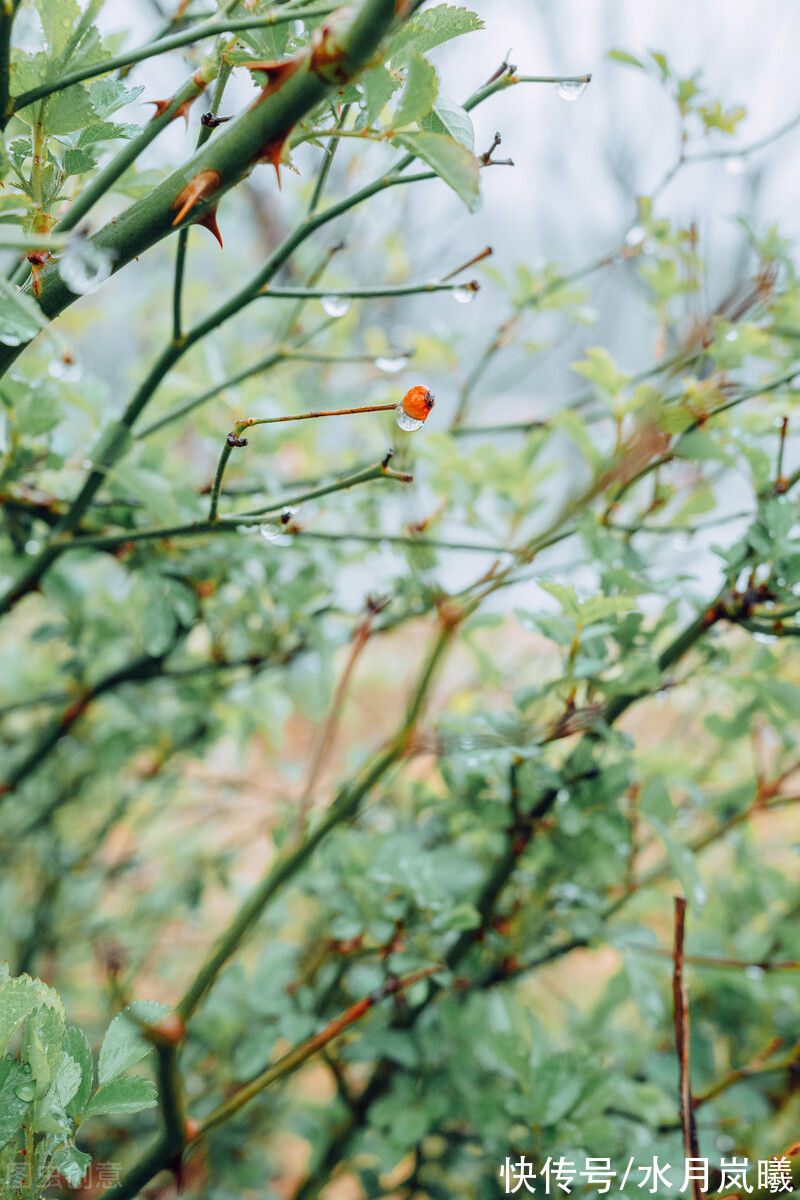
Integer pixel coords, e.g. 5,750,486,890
320,295,351,318
395,408,425,432
376,355,409,374
49,354,83,382
556,79,588,102
745,965,765,980
24,540,40,554
58,232,114,295
452,286,476,305
725,329,739,342
724,155,747,176
625,224,646,247
260,525,292,545
0,329,23,346
14,1065,35,1102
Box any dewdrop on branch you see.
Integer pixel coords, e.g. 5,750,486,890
556,79,588,101
396,385,435,432
58,231,114,295
376,355,410,374
452,283,478,305
49,353,83,382
321,295,351,318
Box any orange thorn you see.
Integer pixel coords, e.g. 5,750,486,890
197,206,223,248
148,93,197,126
256,129,291,187
243,55,305,102
171,169,222,226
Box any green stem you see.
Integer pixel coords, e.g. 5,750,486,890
173,61,233,342
10,6,340,115
0,55,508,612
100,1044,186,1200
197,967,437,1135
61,463,412,551
284,529,512,554
0,0,18,126
55,67,219,236
308,103,350,213
258,279,477,300
176,621,454,1020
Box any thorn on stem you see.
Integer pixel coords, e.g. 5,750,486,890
381,449,394,470
226,432,248,448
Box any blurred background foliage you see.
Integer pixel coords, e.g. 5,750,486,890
0,1,799,1197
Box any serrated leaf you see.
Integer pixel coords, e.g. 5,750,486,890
420,92,474,148
63,147,96,176
389,5,483,61
393,51,438,128
52,1144,91,1187
360,64,399,125
46,1051,81,1110
0,971,63,1056
35,0,81,56
86,78,144,119
64,1026,92,1118
22,1002,65,1100
0,1056,31,1150
393,131,480,211
83,1073,157,1118
97,1000,167,1086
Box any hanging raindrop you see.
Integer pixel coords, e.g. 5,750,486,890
395,408,425,432
260,525,292,545
624,224,646,247
556,79,588,102
724,155,747,176
375,355,409,374
452,286,476,305
49,353,83,382
58,232,114,295
396,385,434,432
13,1063,36,1103
320,295,351,318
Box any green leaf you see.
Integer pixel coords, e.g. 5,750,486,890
86,78,144,119
360,64,399,126
97,1000,167,1086
420,92,474,149
63,1026,92,1118
571,347,631,396
0,968,63,1056
393,131,480,211
45,86,98,136
21,1001,66,1100
51,1144,92,1187
35,0,81,56
393,51,438,128
83,1073,158,1118
46,1051,82,1111
0,277,52,346
0,1056,31,1151
63,147,96,176
388,5,483,61
607,49,645,68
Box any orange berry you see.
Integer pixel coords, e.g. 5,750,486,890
401,385,435,423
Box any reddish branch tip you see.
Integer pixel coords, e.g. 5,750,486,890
150,1013,187,1045
184,1118,200,1143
